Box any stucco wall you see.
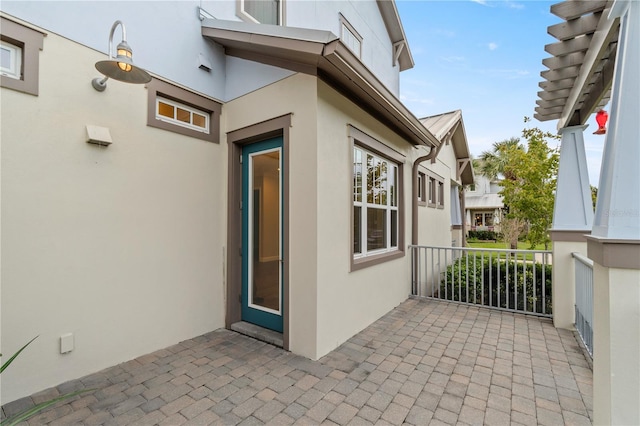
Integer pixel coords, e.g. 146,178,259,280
224,73,320,360
1,27,225,403
314,80,410,359
415,147,456,248
1,2,227,100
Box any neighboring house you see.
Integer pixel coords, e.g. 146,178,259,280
418,110,473,248
464,173,504,234
0,0,473,403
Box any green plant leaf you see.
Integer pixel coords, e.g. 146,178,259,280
0,389,90,426
0,336,38,374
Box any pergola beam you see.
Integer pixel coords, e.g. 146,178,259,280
538,88,572,101
537,98,567,109
557,9,619,128
545,34,592,56
541,65,581,81
551,0,607,20
540,77,577,91
543,51,586,70
548,13,601,41
577,46,616,124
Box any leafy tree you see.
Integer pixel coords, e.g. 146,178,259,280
500,119,559,250
591,185,598,210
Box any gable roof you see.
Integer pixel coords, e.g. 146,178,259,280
202,19,439,148
376,0,414,71
420,110,474,185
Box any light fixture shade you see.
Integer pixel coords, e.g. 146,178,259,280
92,20,152,90
95,59,151,84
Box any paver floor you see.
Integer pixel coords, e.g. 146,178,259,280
2,298,593,425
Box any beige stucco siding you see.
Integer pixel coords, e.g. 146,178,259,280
224,73,320,359
415,147,456,248
1,29,225,402
314,80,410,359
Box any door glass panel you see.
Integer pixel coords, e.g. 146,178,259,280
250,150,281,313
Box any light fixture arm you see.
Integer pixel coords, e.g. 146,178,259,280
107,20,126,61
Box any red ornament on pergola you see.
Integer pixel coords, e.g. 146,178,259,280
593,110,608,135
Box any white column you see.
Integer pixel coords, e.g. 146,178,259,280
589,1,640,425
550,125,592,329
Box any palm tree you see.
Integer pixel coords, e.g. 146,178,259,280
478,137,523,181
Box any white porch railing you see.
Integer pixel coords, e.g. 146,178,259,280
410,245,553,317
572,252,594,357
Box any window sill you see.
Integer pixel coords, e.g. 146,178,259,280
437,205,445,210
351,249,404,272
418,200,427,207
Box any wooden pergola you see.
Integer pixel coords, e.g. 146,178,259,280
535,0,620,128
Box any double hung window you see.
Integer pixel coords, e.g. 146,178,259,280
353,147,399,257
351,125,406,275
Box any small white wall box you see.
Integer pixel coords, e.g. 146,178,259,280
60,333,74,354
198,53,212,72
86,124,113,146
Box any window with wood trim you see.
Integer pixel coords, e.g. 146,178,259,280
146,78,221,143
418,172,427,206
438,181,445,208
0,17,45,96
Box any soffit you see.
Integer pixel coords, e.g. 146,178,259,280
419,110,474,185
202,19,439,148
536,0,620,128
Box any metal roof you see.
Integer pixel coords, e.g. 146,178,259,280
420,110,475,185
536,0,620,128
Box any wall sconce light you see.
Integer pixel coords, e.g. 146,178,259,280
92,20,151,92
593,109,608,135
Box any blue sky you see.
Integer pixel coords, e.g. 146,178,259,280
396,0,604,186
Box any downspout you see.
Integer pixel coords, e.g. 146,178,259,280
412,147,439,246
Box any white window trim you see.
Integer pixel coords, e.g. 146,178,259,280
340,14,362,58
156,96,210,135
237,0,285,25
353,146,399,260
1,40,21,80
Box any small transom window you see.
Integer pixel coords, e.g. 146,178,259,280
156,97,209,134
1,41,22,80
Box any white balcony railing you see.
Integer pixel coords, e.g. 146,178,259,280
572,252,594,357
410,245,553,317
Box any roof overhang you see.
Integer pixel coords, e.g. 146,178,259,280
376,0,415,71
536,0,620,129
202,19,438,148
419,110,474,185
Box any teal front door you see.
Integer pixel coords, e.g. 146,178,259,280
241,137,283,333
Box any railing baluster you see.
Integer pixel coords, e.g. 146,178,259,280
408,245,553,319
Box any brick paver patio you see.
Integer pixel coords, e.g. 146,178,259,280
2,298,593,425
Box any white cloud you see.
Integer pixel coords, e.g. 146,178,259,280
488,42,498,51
470,0,488,5
506,1,525,10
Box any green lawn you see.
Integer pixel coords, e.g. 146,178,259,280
466,240,551,251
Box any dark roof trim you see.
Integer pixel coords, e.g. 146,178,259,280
201,19,438,148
